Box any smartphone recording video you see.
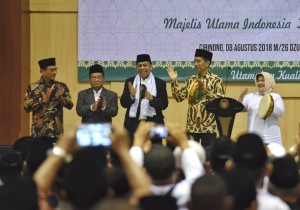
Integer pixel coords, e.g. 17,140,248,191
76,123,112,147
149,125,168,139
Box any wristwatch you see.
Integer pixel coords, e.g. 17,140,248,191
47,145,72,162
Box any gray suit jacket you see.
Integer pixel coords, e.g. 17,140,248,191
76,87,118,123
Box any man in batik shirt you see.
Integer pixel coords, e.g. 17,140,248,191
24,58,73,139
167,49,224,148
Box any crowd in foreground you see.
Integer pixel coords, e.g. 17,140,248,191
0,121,300,210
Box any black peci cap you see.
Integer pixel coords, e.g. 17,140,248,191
38,58,56,69
195,49,213,62
136,54,152,64
269,155,299,189
89,64,104,76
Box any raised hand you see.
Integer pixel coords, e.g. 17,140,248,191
238,88,249,102
110,125,131,154
133,122,155,147
166,65,178,82
128,82,137,98
91,100,99,111
56,128,78,154
91,96,104,111
165,122,189,149
43,84,56,104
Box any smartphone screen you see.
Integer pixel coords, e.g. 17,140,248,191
149,125,168,139
76,123,112,147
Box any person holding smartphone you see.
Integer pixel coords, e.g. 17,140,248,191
76,64,118,123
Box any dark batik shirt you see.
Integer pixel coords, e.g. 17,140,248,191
24,77,73,138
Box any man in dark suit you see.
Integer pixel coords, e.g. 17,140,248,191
120,54,169,139
76,64,118,123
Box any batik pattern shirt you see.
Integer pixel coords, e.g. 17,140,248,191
171,71,224,133
24,78,73,138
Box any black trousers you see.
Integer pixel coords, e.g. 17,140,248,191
187,133,217,149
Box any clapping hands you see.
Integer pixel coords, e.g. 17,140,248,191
128,82,137,98
42,84,56,104
92,96,106,111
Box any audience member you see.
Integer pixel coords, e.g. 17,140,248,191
12,136,35,161
188,173,233,210
173,140,206,169
225,169,257,210
24,136,58,210
267,154,300,210
0,151,23,185
60,146,108,209
130,122,205,210
24,136,54,176
33,125,151,210
233,133,290,210
207,136,236,175
0,176,39,210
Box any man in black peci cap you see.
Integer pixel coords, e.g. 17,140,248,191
167,49,224,148
120,54,168,140
233,133,290,210
24,58,73,139
267,154,300,209
76,64,118,123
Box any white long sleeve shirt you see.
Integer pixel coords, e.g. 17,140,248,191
242,92,285,145
129,146,204,210
257,188,291,210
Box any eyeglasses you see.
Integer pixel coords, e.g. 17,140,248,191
46,67,58,72
90,75,104,80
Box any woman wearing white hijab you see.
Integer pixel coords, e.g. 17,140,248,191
238,72,285,145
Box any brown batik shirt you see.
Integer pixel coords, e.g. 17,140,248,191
24,77,73,138
171,70,224,134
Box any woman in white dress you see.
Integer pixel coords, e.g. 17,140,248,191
238,72,285,145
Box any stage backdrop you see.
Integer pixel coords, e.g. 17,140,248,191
78,0,300,82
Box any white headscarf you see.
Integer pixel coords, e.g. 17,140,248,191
255,72,275,94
